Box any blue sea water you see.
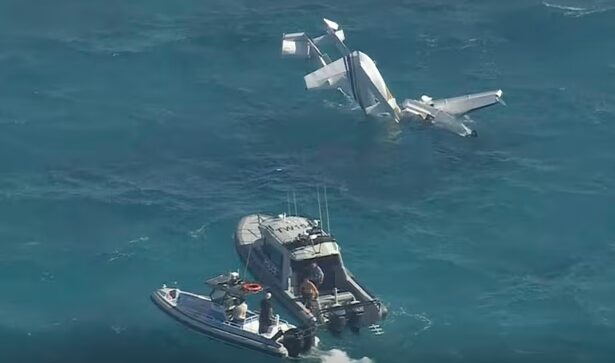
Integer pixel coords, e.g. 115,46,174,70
1,0,615,362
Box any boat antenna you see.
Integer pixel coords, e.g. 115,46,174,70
316,186,323,228
287,191,291,216
293,191,298,216
324,185,331,234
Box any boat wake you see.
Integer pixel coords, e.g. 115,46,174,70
311,348,375,363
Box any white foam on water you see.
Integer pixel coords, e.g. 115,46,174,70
543,1,586,12
128,236,149,244
314,349,375,363
188,225,207,239
542,1,615,17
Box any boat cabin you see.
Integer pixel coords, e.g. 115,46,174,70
237,213,386,333
257,215,357,306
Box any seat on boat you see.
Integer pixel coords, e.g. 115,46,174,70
317,291,355,305
241,318,257,332
260,323,283,338
176,293,227,322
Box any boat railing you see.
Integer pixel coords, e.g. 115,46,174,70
181,305,256,330
218,311,290,330
223,320,246,329
253,311,292,326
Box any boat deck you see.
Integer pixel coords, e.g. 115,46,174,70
176,292,289,339
236,215,264,246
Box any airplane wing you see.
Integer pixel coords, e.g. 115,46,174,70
401,99,475,137
430,90,504,116
431,111,475,137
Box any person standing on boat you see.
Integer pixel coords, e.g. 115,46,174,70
259,292,274,334
232,298,248,324
300,277,319,312
307,262,324,288
228,271,241,286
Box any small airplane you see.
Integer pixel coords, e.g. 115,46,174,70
281,18,505,137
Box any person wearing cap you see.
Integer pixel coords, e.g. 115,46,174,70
258,292,274,334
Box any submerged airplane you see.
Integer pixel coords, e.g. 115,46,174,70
282,19,505,137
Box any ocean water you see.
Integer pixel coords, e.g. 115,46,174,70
1,0,615,362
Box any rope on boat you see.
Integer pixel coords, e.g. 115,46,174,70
242,239,253,279
241,214,257,279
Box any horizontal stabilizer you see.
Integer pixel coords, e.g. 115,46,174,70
431,90,504,116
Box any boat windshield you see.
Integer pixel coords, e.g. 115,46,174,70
210,288,227,304
284,228,335,251
205,274,263,306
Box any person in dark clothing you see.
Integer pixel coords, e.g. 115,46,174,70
258,292,274,334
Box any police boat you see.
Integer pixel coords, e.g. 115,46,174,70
151,272,318,358
235,213,388,335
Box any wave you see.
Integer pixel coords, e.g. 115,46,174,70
542,1,615,17
543,1,585,11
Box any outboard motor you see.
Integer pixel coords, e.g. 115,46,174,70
379,303,389,320
328,309,347,335
280,327,316,358
348,306,365,334
280,329,302,358
303,333,316,352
